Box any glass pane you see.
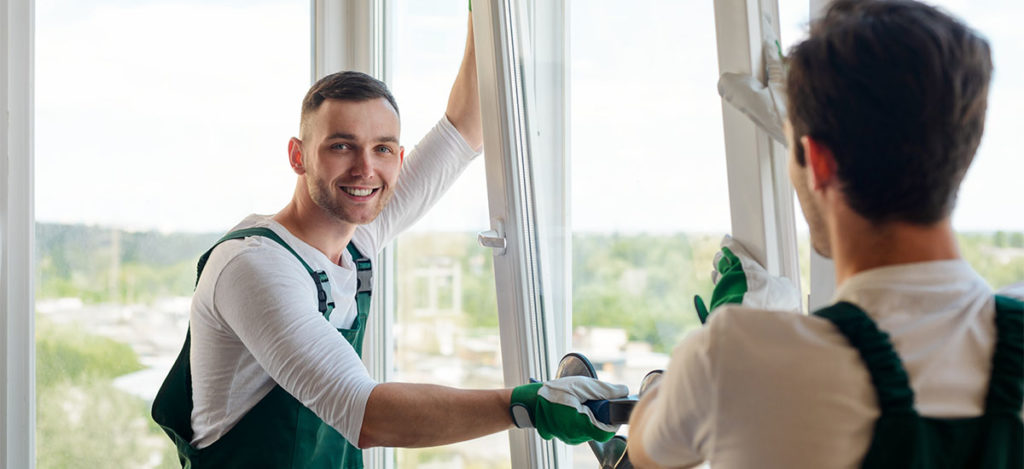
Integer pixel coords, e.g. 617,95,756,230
34,1,309,467
779,0,810,51
929,0,1024,288
391,2,509,468
566,0,730,465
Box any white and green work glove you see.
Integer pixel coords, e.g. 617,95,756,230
694,235,801,323
510,376,628,445
717,22,788,145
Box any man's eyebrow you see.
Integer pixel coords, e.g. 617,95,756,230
324,133,399,144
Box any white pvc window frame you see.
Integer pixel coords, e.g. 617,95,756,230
475,0,831,466
713,0,802,300
2,0,36,467
472,0,567,467
712,0,836,311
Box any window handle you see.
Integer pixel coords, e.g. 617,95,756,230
478,219,506,256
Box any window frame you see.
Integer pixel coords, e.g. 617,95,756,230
472,0,568,467
712,0,803,300
2,0,36,467
4,1,834,467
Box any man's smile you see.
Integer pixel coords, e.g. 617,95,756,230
340,186,380,199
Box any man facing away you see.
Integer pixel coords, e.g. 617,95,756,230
152,13,626,469
629,1,1023,467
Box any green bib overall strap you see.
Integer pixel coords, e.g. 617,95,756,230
346,242,373,348
151,227,373,469
813,296,1023,469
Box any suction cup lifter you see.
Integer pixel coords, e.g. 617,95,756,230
585,397,637,426
554,353,664,469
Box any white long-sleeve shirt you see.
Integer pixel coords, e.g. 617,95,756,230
639,260,1023,468
189,117,479,448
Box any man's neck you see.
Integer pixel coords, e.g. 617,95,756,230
272,197,357,266
827,206,960,285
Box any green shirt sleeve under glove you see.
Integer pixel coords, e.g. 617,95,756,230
509,376,628,445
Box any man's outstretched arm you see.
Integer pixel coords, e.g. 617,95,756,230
445,12,483,150
358,384,512,448
358,377,628,448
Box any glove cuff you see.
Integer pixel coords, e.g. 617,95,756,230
510,383,542,428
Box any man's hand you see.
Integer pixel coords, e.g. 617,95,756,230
509,376,628,445
694,235,801,323
445,10,483,150
718,37,788,145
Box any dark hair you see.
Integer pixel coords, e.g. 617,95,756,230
786,0,992,224
300,71,400,136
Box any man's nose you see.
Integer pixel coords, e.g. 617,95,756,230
349,150,374,178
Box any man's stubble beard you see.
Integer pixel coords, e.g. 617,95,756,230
792,167,832,258
307,173,394,225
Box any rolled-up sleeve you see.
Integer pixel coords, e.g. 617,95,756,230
213,247,378,443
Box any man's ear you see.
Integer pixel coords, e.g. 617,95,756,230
399,146,406,167
288,137,306,175
801,135,837,191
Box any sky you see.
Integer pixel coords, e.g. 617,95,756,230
34,0,1024,234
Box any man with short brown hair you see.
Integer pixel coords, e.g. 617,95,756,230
153,13,626,469
629,1,1023,467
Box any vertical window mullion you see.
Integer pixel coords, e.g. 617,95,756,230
713,0,803,300
3,0,36,467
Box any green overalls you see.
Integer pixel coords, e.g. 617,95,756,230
813,295,1023,468
151,227,373,469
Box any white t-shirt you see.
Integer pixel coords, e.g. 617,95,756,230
640,260,1024,469
189,117,479,448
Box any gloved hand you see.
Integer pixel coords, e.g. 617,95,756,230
510,376,629,445
717,35,788,145
694,235,801,323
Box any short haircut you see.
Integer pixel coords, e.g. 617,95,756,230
299,71,400,139
786,0,992,225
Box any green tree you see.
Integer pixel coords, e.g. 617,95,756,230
994,231,1007,247
1010,232,1024,249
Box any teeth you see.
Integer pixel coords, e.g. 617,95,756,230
343,187,374,197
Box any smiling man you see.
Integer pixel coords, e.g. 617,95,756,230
152,13,626,469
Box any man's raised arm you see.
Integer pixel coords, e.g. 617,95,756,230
445,12,483,150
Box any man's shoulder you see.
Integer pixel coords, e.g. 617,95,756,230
199,234,309,291
997,282,1024,302
700,305,854,364
707,305,836,337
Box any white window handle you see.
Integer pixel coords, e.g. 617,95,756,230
478,219,506,256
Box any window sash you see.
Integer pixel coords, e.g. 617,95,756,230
473,0,568,466
713,0,805,302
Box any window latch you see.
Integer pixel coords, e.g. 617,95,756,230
478,219,507,256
